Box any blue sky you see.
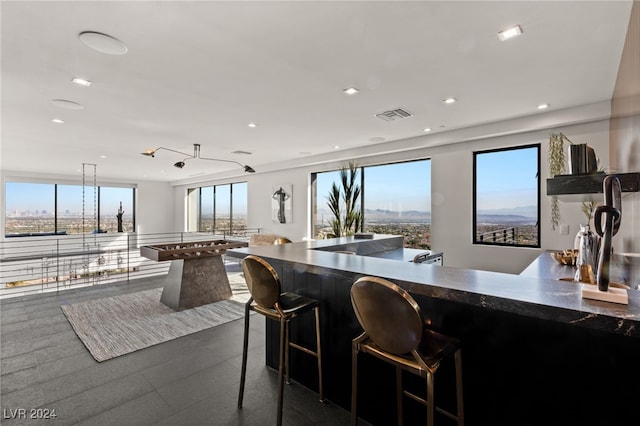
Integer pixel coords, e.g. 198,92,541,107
317,160,431,213
198,183,248,215
6,149,537,215
317,149,538,213
475,146,538,211
5,182,134,215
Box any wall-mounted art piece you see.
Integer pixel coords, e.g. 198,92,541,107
272,184,292,224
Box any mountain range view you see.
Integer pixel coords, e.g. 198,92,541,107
318,205,537,225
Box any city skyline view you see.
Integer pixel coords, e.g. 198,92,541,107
5,182,133,216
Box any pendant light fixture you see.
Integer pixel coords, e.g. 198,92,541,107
141,144,255,173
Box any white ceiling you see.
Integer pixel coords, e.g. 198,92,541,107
0,1,633,183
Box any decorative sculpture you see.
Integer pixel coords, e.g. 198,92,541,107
116,201,124,233
593,175,622,292
272,186,290,224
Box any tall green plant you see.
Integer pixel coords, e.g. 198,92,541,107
326,161,363,236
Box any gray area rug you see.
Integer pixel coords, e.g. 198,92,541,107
61,272,249,362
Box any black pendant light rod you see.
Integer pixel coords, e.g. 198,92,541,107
141,144,255,173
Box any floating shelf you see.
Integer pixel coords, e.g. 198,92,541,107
546,172,640,202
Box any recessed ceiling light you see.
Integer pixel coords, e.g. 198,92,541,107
498,25,523,41
343,87,359,95
100,155,107,159
51,118,64,124
248,123,257,128
442,97,456,104
423,128,432,132
368,137,386,143
333,145,340,149
72,77,92,86
51,99,84,110
537,103,550,110
79,31,128,55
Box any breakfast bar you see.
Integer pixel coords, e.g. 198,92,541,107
227,234,640,425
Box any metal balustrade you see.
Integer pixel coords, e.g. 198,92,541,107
477,227,517,244
0,228,260,299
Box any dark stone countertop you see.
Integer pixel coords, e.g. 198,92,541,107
227,235,640,338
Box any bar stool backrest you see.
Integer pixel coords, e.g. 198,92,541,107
242,255,281,309
273,237,293,245
351,277,423,355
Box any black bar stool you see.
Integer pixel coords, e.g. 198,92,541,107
350,276,464,426
238,255,324,426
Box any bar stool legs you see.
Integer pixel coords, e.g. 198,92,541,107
286,307,323,401
454,348,465,425
350,276,465,426
315,307,324,401
237,302,251,412
237,255,324,426
351,342,464,426
237,305,324,425
277,317,286,426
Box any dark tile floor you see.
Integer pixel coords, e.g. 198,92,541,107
0,272,350,425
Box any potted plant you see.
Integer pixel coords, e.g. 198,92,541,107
548,132,572,230
326,161,363,237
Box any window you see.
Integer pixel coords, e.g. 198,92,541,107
199,186,214,232
363,161,431,249
188,182,248,234
215,184,231,232
58,184,93,234
99,187,135,233
473,145,540,247
313,160,431,249
231,182,248,231
314,169,342,237
4,182,135,236
5,182,55,235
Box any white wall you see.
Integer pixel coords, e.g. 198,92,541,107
135,180,175,235
428,119,610,273
245,168,311,238
169,105,612,274
2,104,616,276
0,171,175,237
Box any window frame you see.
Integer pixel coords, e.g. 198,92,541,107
188,181,248,234
4,181,136,237
472,144,541,248
311,158,431,248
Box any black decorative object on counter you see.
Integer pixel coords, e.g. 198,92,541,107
594,175,622,292
575,224,598,283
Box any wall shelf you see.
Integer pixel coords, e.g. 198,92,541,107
546,172,640,202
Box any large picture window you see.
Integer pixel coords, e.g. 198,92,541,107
99,187,135,233
473,145,540,247
5,182,55,235
188,182,248,234
4,182,135,236
313,159,431,249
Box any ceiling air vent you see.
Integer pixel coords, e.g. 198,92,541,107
375,108,413,122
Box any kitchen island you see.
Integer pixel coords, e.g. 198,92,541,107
227,235,640,425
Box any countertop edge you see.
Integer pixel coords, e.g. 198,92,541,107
227,237,640,337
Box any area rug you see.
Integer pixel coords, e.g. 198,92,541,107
61,272,249,362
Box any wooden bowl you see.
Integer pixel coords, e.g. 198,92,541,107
550,249,578,266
